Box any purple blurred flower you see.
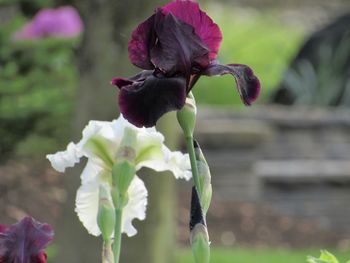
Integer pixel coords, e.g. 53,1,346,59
111,0,260,128
13,6,83,40
0,217,54,263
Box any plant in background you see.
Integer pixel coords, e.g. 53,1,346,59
110,1,260,262
0,4,82,161
47,115,191,263
276,35,350,106
0,216,54,263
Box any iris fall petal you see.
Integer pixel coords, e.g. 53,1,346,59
202,63,260,105
118,73,187,128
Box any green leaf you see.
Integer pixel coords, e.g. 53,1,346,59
307,256,330,263
319,250,340,263
307,251,340,263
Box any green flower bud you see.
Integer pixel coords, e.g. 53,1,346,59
97,184,116,242
190,187,210,263
177,92,197,138
112,161,136,195
191,224,210,263
194,140,212,215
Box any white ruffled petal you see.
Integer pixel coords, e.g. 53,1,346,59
122,176,148,237
75,166,148,238
78,120,120,160
136,146,192,180
46,142,80,172
75,173,101,236
164,147,192,180
80,160,104,184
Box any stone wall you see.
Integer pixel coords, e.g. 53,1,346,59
194,105,350,236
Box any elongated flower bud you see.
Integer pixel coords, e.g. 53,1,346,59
194,140,212,215
190,187,210,263
177,92,197,138
97,184,116,242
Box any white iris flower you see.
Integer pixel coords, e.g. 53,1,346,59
47,115,191,237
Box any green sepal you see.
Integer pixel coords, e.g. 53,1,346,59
177,92,197,138
190,224,210,263
97,184,116,242
111,186,129,210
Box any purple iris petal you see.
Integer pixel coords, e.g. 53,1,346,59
13,6,83,40
150,11,209,77
0,217,54,263
128,15,156,70
113,72,187,127
128,9,210,76
202,63,260,105
161,0,222,60
0,225,6,233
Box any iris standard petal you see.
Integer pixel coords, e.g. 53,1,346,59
161,0,222,60
0,217,53,263
118,74,187,128
202,63,260,105
47,120,122,172
128,15,156,70
150,11,210,76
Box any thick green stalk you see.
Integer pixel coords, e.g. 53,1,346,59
113,209,123,263
185,136,202,197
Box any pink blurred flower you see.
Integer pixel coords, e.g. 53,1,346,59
13,6,83,40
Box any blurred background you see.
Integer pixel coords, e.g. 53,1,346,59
0,0,350,262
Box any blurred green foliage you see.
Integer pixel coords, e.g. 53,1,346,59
193,5,304,106
0,10,79,160
177,248,350,263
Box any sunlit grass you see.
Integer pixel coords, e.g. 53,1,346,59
177,248,350,263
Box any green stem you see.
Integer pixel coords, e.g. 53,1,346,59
185,136,201,197
113,209,123,263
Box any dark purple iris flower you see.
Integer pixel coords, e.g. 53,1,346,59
0,217,54,263
112,0,260,128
